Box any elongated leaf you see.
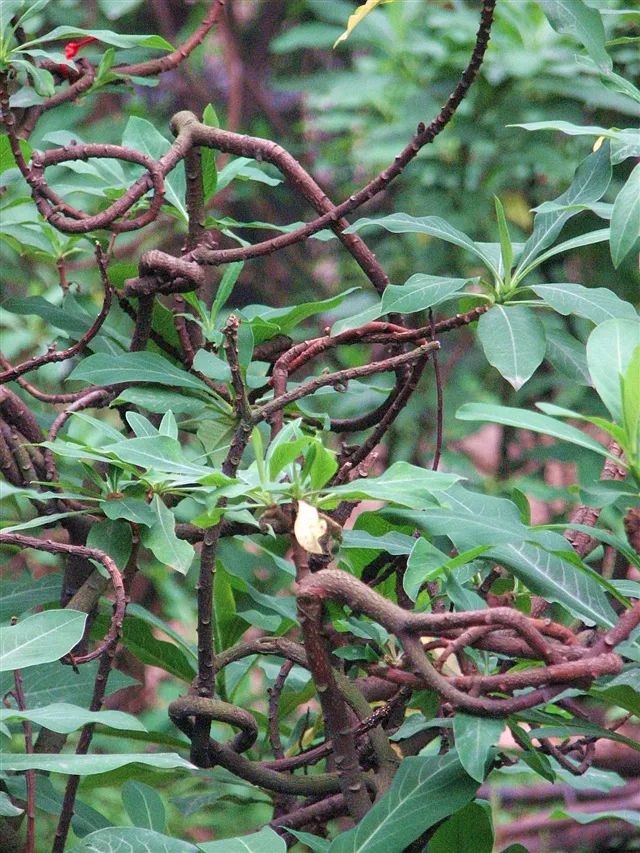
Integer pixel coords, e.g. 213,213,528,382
0,703,146,734
68,827,198,853
515,144,611,279
141,496,195,576
477,305,546,390
102,436,226,481
199,827,287,852
345,214,499,274
379,274,471,315
122,780,166,833
323,462,460,509
0,610,87,671
0,661,136,709
69,351,211,393
509,120,617,138
201,103,219,203
333,0,391,47
587,318,640,422
491,539,616,626
538,0,611,71
531,283,637,324
126,117,187,220
21,26,173,51
610,163,640,267
554,809,640,827
543,325,592,385
0,752,194,775
457,402,611,457
328,752,477,853
453,715,504,782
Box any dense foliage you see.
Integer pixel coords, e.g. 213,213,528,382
0,1,639,851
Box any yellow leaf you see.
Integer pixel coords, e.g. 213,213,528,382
333,0,395,48
294,500,328,555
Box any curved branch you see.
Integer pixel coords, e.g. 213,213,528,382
0,533,126,665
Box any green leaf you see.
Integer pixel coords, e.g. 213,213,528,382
140,496,195,576
87,518,132,571
324,462,460,509
494,196,513,287
102,435,220,481
491,538,616,626
477,305,546,390
610,163,640,267
199,827,287,852
102,497,157,527
122,780,166,833
69,351,212,393
404,538,449,601
346,214,499,276
0,134,31,175
538,0,611,71
201,103,219,203
0,752,194,775
122,117,187,221
428,801,494,853
379,274,472,315
587,318,640,423
0,573,61,624
621,345,640,463
0,610,87,671
0,660,136,709
0,703,146,734
286,831,330,852
515,144,611,281
1,510,85,534
543,324,592,385
97,611,195,681
553,808,640,827
531,283,637,324
210,261,243,323
0,791,23,817
453,714,504,783
68,827,199,852
508,120,617,138
328,752,478,853
22,26,173,52
398,487,617,626
240,288,358,344
457,403,612,458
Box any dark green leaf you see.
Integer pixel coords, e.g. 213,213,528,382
428,801,494,853
328,752,478,853
453,714,505,782
122,780,166,833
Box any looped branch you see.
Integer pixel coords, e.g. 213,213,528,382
169,695,259,756
28,144,165,233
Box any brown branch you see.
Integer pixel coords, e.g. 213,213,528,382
0,533,126,666
11,662,35,853
115,0,225,78
297,592,372,819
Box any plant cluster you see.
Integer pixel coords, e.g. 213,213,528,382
0,1,639,851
